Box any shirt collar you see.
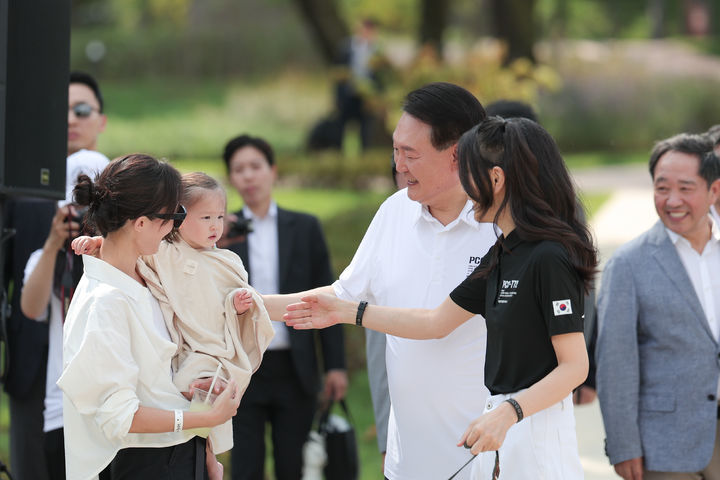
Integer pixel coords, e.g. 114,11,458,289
665,214,720,247
242,201,277,222
414,198,486,231
500,229,523,250
82,254,149,301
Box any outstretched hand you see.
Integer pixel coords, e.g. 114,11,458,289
283,294,353,329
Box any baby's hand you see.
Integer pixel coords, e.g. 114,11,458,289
71,235,102,256
233,288,254,315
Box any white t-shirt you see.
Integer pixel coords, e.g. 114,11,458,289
60,149,109,207
24,249,64,432
333,190,497,480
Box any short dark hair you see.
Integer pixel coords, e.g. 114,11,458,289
73,154,182,237
402,82,486,150
70,71,104,113
485,100,538,123
223,134,275,172
705,124,720,144
649,133,715,184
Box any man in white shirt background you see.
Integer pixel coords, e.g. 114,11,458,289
4,71,108,480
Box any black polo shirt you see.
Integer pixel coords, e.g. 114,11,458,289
449,230,584,395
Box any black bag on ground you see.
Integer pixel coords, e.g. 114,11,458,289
318,399,359,480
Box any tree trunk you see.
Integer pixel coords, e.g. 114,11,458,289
419,0,450,57
291,0,349,64
491,0,537,64
647,0,666,38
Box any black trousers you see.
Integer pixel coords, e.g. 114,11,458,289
9,360,50,480
109,437,208,480
43,428,66,480
231,350,317,480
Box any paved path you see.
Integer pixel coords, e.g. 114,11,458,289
569,163,656,479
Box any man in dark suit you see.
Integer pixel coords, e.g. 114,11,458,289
221,134,348,480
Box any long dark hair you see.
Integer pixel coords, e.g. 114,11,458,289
73,153,182,237
458,117,597,292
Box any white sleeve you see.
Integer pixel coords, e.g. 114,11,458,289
58,301,140,441
22,249,49,322
332,202,385,304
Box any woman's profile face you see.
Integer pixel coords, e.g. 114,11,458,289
138,212,176,256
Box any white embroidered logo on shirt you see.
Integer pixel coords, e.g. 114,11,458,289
552,299,573,316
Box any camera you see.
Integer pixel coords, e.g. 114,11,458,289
226,217,253,239
63,206,88,225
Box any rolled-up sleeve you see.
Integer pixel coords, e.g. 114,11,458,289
59,302,140,441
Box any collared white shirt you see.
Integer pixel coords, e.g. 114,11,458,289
711,204,720,228
666,217,720,396
666,218,720,340
243,202,289,350
58,255,192,480
333,189,497,480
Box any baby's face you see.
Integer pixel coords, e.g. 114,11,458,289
179,190,226,249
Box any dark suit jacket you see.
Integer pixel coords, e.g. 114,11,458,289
2,198,56,398
226,207,345,396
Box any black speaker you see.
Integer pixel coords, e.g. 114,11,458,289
0,0,71,199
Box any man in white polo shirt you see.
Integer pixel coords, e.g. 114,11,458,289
275,82,496,479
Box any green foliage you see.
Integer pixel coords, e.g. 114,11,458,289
536,0,711,39
539,72,720,153
339,0,419,32
70,2,321,78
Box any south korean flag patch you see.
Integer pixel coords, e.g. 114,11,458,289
552,299,573,316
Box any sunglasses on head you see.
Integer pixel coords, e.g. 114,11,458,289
69,102,98,118
150,205,187,229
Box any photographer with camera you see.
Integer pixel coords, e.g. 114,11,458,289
11,71,108,480
219,134,348,480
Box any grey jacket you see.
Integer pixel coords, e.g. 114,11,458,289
596,219,720,472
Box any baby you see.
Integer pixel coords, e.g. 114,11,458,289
73,172,274,453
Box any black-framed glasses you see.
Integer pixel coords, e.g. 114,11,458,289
69,102,98,118
150,204,186,228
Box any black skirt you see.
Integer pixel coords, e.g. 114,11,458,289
103,437,209,480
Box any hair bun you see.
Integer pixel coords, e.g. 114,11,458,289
72,174,94,206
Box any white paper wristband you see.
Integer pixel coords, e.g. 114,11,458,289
173,409,183,433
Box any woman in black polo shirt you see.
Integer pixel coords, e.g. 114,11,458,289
285,117,596,479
